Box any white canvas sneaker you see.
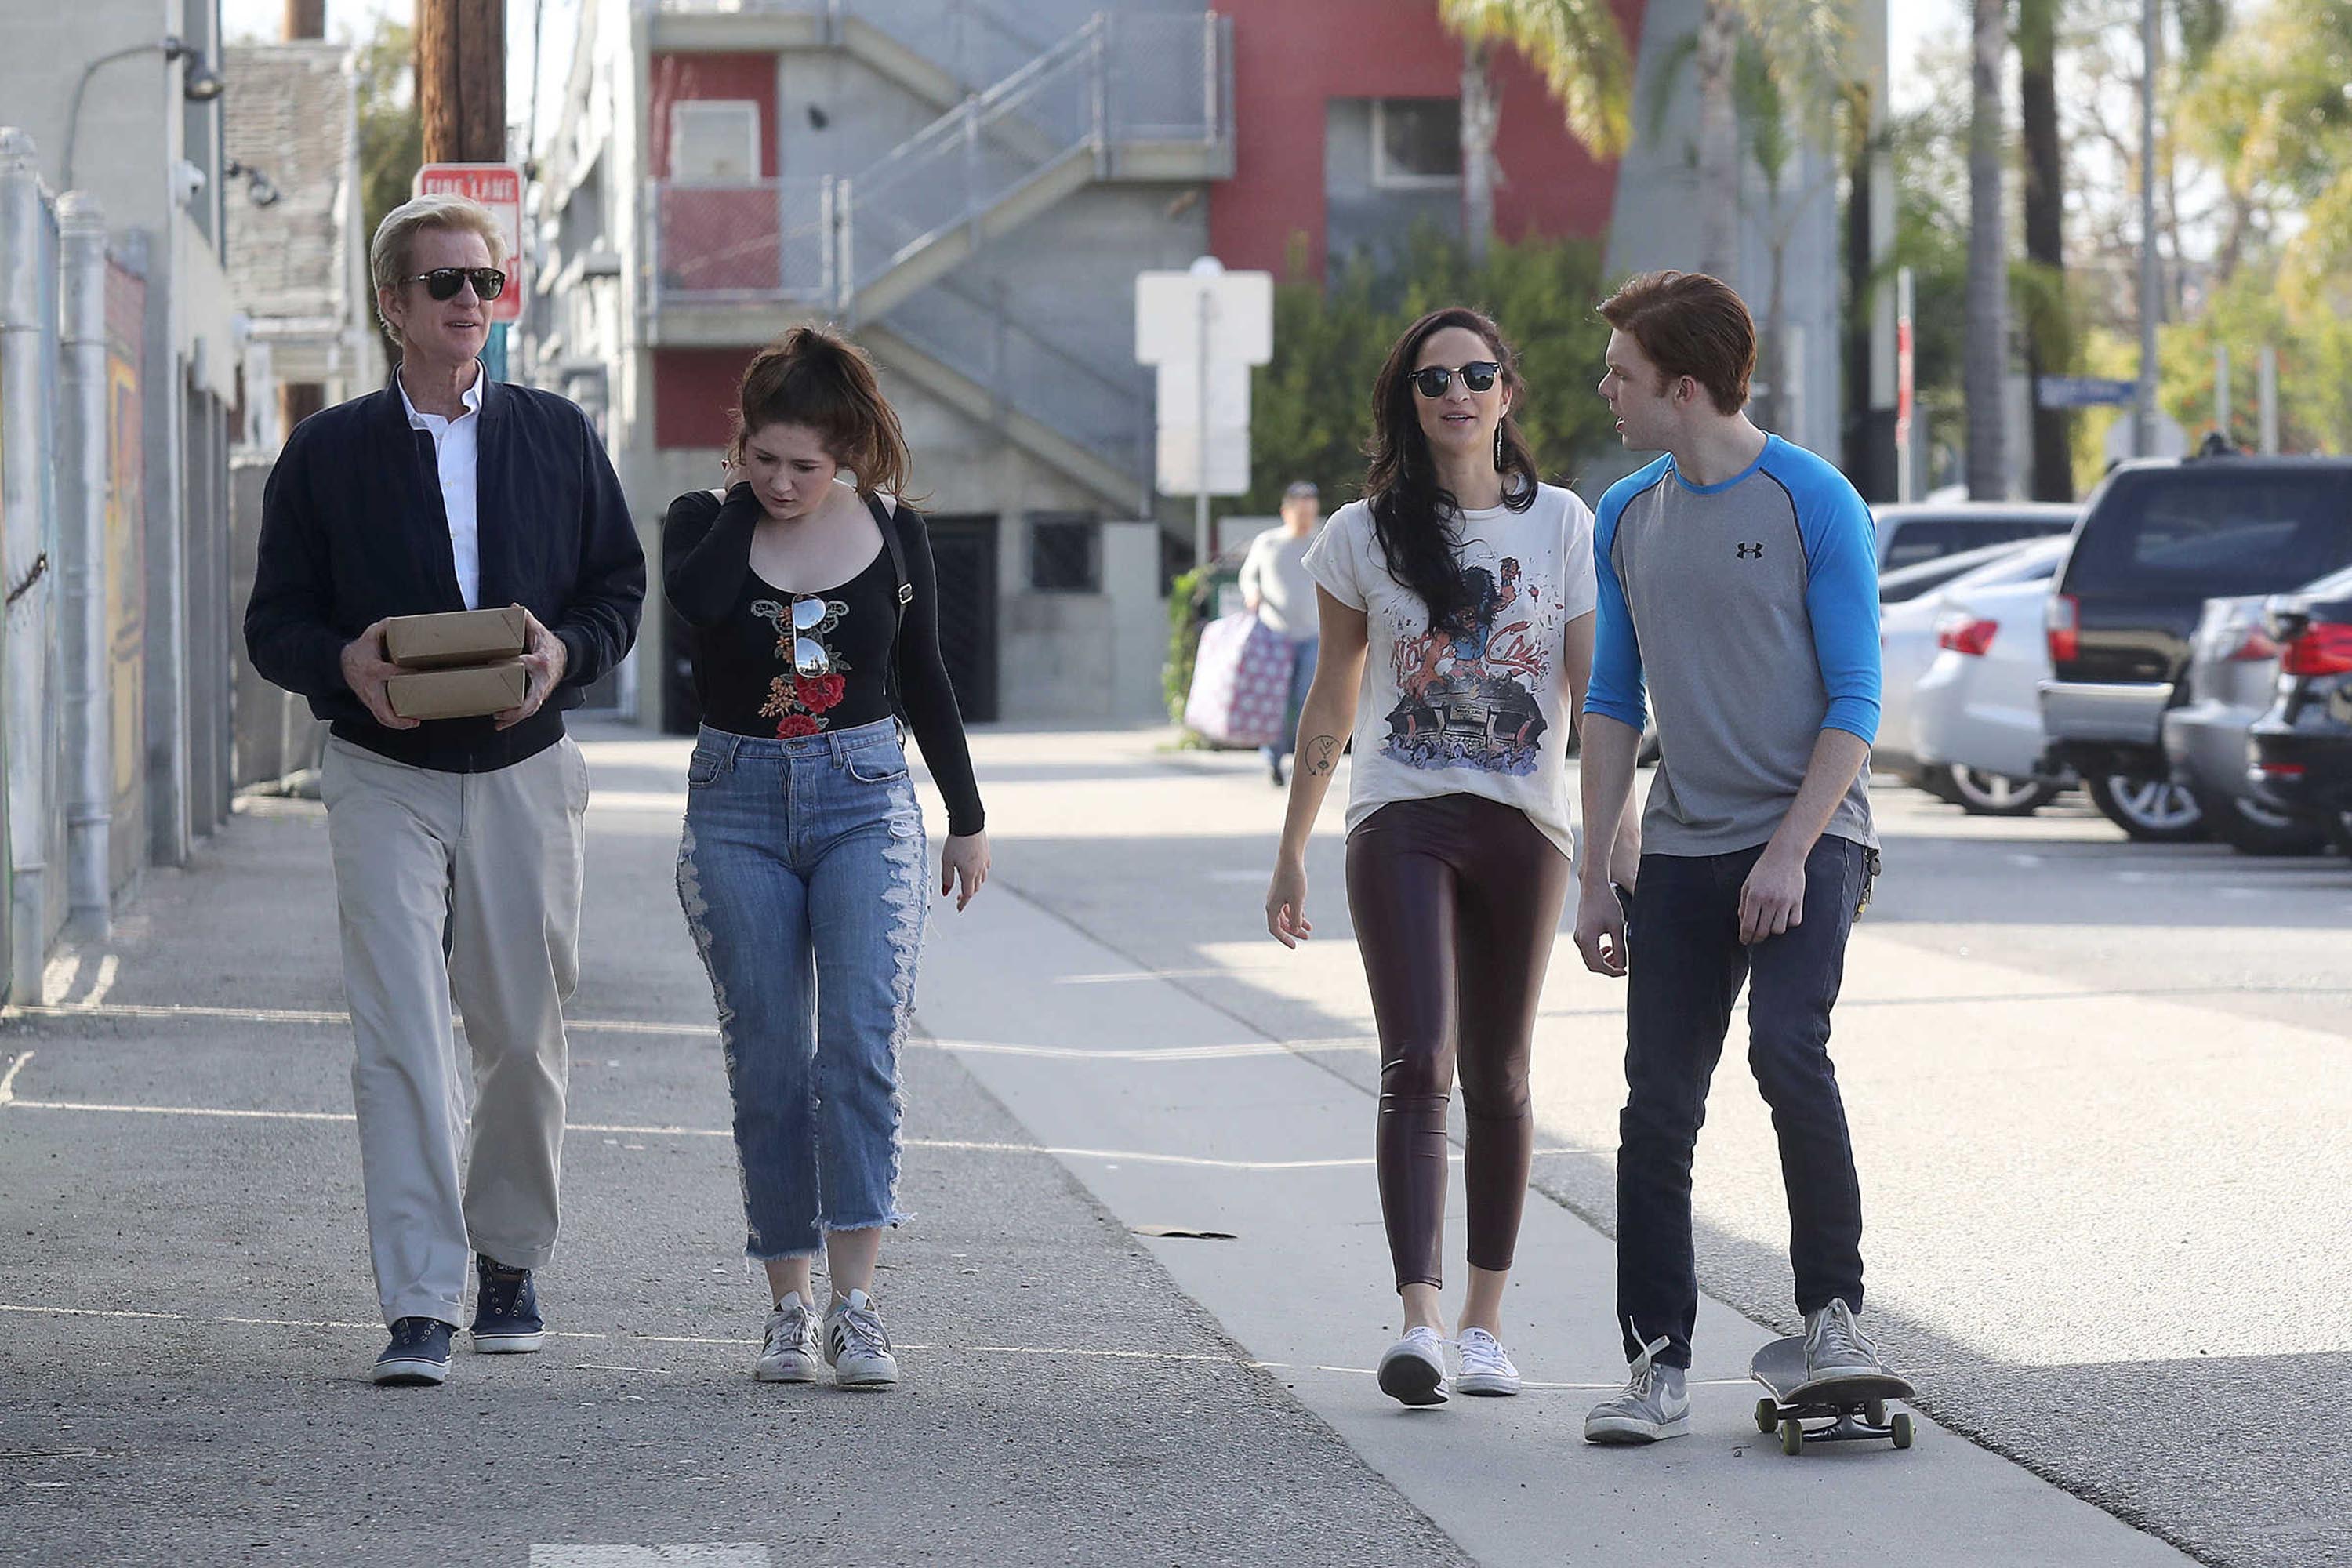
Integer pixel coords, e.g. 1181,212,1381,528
822,1288,901,1389
1453,1327,1523,1397
1377,1325,1449,1406
754,1291,820,1383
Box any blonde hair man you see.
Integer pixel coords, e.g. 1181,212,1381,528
245,194,646,1386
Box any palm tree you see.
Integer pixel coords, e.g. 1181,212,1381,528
1691,0,1853,282
2018,0,2070,499
1965,0,2009,499
1438,0,1633,264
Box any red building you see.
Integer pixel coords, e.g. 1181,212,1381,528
1210,0,1650,281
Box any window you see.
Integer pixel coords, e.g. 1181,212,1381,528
670,100,760,183
1028,514,1100,593
1372,99,1461,189
2078,473,2352,595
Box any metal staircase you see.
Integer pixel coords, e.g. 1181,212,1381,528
644,2,1232,514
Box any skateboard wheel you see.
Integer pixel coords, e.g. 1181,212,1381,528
1867,1399,1887,1428
1891,1414,1915,1450
1755,1398,1778,1434
1780,1418,1804,1457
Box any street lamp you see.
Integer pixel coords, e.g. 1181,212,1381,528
60,36,227,192
224,158,280,209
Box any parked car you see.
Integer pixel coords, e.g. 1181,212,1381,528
1878,538,2052,605
2247,579,2352,854
2159,564,2352,854
1909,541,2076,815
1873,501,2079,574
1880,538,2069,797
2040,454,2352,842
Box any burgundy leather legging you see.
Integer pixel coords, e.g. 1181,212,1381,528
1344,793,1571,1290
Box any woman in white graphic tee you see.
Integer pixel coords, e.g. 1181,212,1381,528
1264,307,1633,1405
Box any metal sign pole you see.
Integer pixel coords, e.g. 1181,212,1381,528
1195,284,1212,568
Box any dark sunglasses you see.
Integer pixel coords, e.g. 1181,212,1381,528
1410,361,1501,398
408,267,506,302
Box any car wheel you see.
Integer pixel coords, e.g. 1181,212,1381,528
1944,766,2060,817
2085,774,2209,843
2205,793,2328,856
2324,809,2352,858
1910,768,1963,804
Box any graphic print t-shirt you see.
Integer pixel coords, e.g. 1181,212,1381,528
1302,483,1599,861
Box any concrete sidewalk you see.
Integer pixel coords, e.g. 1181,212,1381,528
916,800,2192,1568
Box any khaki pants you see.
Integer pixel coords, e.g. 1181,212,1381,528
321,734,589,1328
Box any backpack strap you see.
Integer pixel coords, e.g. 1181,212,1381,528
864,492,914,725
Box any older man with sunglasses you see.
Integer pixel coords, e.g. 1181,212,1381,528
245,194,645,1386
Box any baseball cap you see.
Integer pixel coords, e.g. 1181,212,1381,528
1283,480,1319,499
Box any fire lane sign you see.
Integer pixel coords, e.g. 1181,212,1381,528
412,162,524,323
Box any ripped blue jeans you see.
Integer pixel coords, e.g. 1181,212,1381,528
676,721,928,1260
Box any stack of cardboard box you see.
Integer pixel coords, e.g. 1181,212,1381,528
383,607,533,720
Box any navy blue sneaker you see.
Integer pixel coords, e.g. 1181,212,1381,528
469,1255,545,1352
372,1317,453,1385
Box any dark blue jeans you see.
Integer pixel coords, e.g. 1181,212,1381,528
1614,836,1869,1368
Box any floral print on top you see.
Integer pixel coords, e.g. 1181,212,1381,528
751,596,851,738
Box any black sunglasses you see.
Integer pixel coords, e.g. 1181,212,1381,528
408,267,506,302
1410,361,1501,398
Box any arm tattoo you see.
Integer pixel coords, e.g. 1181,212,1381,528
1305,735,1341,777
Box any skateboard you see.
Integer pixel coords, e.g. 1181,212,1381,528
1749,1335,1916,1456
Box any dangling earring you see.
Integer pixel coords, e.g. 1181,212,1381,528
1494,423,1505,471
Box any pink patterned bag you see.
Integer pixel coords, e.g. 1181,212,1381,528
1185,612,1292,748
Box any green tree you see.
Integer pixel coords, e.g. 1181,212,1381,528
1241,228,1620,517
1438,1,1634,263
355,20,422,366
1686,0,1855,282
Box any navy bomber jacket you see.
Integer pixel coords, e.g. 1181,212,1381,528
245,373,647,774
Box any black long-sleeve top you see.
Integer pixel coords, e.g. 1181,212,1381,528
244,376,646,773
663,485,985,837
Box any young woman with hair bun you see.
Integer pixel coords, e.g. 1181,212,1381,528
664,324,989,1388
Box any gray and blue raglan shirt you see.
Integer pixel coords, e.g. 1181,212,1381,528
1582,434,1881,855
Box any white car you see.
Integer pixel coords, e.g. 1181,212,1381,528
1909,539,2076,814
1879,539,2071,800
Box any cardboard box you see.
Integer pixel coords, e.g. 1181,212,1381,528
384,606,529,670
387,660,531,721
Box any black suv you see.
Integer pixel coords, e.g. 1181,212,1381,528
2039,454,2352,842
2248,580,2352,853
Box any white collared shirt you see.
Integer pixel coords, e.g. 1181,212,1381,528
397,361,486,609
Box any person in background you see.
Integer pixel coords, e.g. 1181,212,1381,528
1240,480,1326,786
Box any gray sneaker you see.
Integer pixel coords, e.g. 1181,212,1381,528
1803,1298,1882,1382
822,1288,900,1389
754,1290,820,1383
1583,1327,1690,1445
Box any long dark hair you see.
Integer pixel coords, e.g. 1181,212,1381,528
1363,307,1538,626
728,324,918,503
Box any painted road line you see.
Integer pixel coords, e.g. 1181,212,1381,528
528,1548,768,1567
5,1091,1534,1172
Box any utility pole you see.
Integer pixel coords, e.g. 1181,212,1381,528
417,0,506,165
416,0,508,377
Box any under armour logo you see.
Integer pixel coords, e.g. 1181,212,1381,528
1735,542,1765,560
